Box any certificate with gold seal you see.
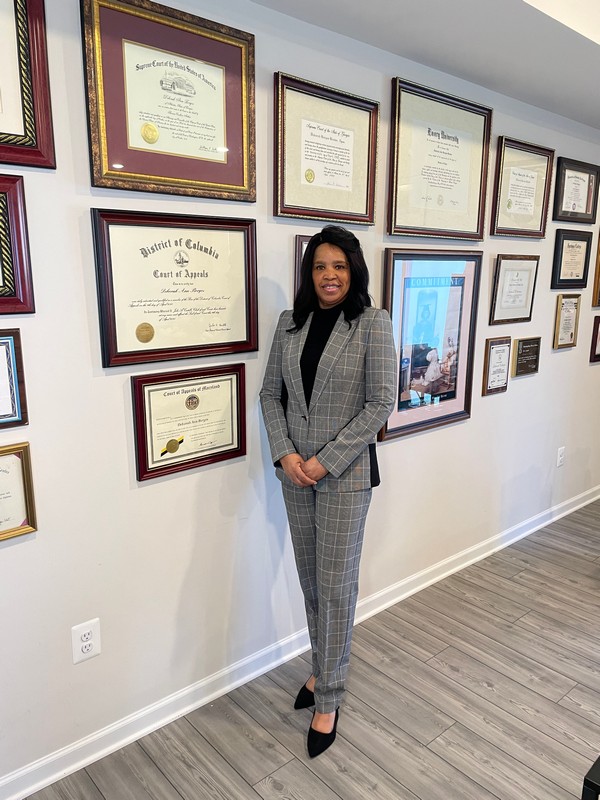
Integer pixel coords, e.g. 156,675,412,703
0,442,37,540
131,365,245,480
92,210,257,367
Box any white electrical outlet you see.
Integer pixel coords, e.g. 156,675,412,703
557,446,566,467
71,618,101,664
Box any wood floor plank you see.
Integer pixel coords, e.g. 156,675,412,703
429,723,577,800
428,646,600,759
26,772,105,800
390,592,577,700
361,608,449,661
512,537,600,576
497,551,600,595
139,717,261,799
85,742,182,800
513,568,600,609
475,551,526,578
349,629,588,795
253,759,342,800
516,609,600,665
431,572,531,621
186,695,293,785
559,684,600,727
529,527,600,558
339,691,498,800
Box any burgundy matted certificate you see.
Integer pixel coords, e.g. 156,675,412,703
81,0,255,200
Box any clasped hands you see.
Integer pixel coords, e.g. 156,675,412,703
280,453,328,487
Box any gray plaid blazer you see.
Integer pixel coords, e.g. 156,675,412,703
260,307,397,492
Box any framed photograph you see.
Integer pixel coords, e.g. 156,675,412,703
294,234,311,295
81,0,255,200
553,293,581,349
92,209,257,367
489,254,539,325
0,175,35,314
274,73,378,224
0,442,36,540
592,237,600,307
553,157,599,224
551,229,592,290
380,248,482,440
388,79,492,239
512,336,541,377
0,330,28,427
482,336,511,396
589,318,600,363
489,137,554,237
131,364,245,480
0,0,55,168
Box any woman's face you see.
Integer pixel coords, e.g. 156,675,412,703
312,243,351,309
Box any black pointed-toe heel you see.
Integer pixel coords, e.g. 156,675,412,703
307,709,339,758
293,683,315,710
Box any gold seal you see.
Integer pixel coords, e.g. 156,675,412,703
165,439,180,454
141,123,159,144
136,323,155,343
185,394,199,410
304,168,315,183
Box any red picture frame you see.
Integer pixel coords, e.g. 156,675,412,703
0,175,35,314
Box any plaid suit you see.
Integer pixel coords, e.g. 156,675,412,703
260,307,397,712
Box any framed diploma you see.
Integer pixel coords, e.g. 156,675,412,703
589,318,600,363
388,79,492,239
489,254,539,325
0,330,27,427
592,237,600,307
553,157,599,224
553,294,581,349
0,442,36,540
275,73,378,224
490,137,554,238
0,175,35,314
551,229,592,290
81,0,255,200
380,248,482,440
482,336,510,396
512,336,541,377
294,234,311,296
132,364,245,480
92,209,257,367
0,0,55,168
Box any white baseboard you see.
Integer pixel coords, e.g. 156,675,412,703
3,486,599,800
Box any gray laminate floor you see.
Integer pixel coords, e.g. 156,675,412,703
28,502,600,799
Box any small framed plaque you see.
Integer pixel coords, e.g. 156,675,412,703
388,79,492,239
553,294,581,349
482,337,511,396
92,209,257,367
551,229,592,290
0,175,35,314
512,337,541,377
0,441,36,541
294,234,311,296
0,330,28,427
0,0,55,168
553,157,599,225
275,73,378,224
132,364,246,480
489,137,554,238
81,0,255,200
592,237,600,308
489,254,539,325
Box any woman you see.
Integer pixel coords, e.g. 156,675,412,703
260,225,397,757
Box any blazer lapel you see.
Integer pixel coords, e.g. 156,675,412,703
309,314,356,412
286,313,312,417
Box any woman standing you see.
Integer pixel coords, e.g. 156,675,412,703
260,226,396,757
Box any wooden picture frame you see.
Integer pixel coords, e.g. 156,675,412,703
553,157,599,224
482,336,511,396
512,336,541,377
380,248,482,439
0,0,55,168
489,137,554,237
275,73,378,224
132,364,245,480
553,294,581,349
551,229,592,290
489,254,539,325
81,0,255,200
0,441,36,540
0,175,35,314
0,329,28,427
388,78,492,239
92,209,257,367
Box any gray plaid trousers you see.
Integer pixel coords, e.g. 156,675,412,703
282,482,372,713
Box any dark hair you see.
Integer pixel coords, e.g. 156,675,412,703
290,225,371,330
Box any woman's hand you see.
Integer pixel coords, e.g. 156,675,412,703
301,456,328,482
280,454,317,487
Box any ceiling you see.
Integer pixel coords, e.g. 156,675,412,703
251,0,600,132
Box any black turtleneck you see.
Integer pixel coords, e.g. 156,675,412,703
300,306,342,406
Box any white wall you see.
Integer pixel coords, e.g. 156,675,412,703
1,0,600,797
